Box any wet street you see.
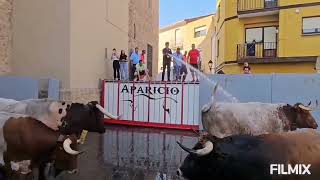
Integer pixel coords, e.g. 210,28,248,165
55,125,197,180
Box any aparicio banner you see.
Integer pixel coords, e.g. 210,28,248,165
102,81,200,130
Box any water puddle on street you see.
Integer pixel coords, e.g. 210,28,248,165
57,125,197,180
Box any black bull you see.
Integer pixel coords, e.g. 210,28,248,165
177,131,320,180
40,101,115,179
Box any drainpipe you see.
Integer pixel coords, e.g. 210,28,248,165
316,57,320,73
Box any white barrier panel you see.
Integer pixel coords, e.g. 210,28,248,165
102,81,200,130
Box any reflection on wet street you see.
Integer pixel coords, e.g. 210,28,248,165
55,125,197,180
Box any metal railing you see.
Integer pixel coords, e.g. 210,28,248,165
238,0,278,12
237,42,278,60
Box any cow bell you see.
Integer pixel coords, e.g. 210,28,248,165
78,130,88,144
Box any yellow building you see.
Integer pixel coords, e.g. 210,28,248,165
215,0,320,74
159,14,215,73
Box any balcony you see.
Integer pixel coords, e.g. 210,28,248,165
237,42,278,63
237,0,279,17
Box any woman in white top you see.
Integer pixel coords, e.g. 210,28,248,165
111,48,120,80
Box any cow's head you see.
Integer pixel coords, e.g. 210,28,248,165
52,135,83,175
48,101,70,127
291,103,318,129
60,101,119,135
177,136,217,180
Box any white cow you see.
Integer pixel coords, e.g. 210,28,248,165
0,98,69,130
201,102,318,138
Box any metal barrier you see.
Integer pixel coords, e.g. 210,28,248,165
102,80,200,130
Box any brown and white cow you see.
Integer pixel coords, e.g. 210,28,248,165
201,102,318,138
0,98,120,133
0,98,70,130
2,115,82,180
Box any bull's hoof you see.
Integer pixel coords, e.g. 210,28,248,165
0,168,6,180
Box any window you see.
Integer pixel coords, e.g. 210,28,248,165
194,26,207,38
246,28,263,43
245,27,277,44
244,27,278,58
175,29,182,46
303,17,320,35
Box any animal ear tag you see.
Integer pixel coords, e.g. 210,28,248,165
79,130,88,144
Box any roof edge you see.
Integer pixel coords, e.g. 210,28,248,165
160,13,215,33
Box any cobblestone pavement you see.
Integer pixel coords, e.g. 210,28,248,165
53,125,197,180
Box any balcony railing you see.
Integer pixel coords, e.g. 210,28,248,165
238,0,278,12
237,42,278,61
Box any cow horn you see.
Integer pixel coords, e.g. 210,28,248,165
95,104,120,119
63,138,80,155
298,104,313,111
212,83,219,97
307,101,312,107
177,141,213,157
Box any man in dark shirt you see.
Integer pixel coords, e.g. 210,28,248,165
162,42,172,81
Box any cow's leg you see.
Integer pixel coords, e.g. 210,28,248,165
0,165,6,180
38,163,47,180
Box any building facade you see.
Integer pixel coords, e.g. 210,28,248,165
159,14,215,74
0,0,13,75
129,0,159,77
215,0,320,74
0,0,159,103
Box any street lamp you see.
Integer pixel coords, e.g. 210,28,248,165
208,60,213,73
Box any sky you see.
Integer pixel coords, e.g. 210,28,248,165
160,0,217,28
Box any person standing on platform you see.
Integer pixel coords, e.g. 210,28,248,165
130,47,140,81
162,42,172,82
180,51,189,82
111,48,120,81
188,44,200,82
119,50,128,80
172,48,184,81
